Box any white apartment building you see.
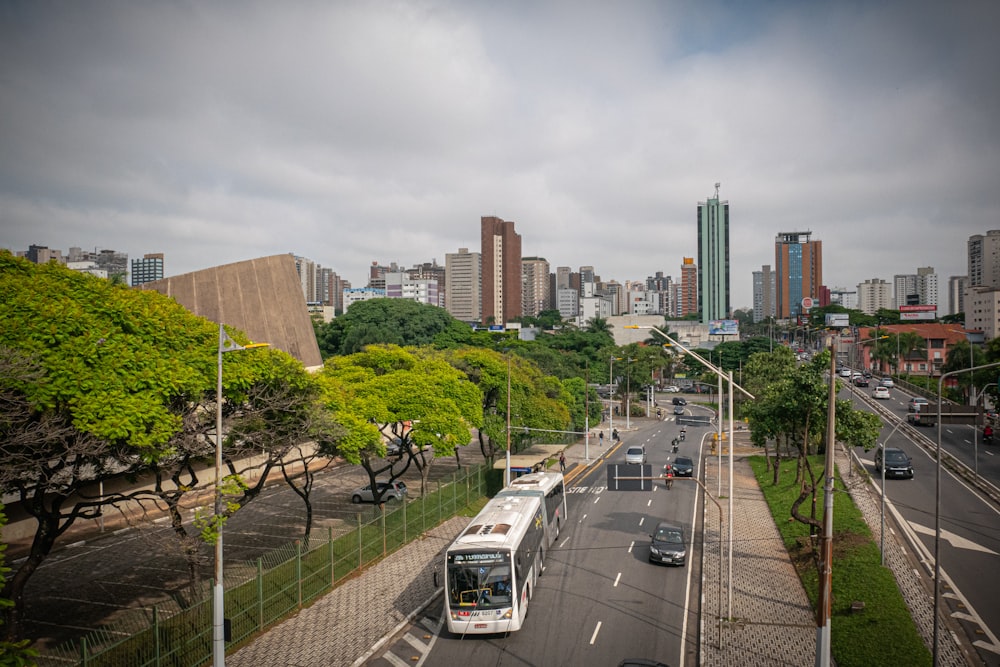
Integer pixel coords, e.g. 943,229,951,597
342,287,386,310
966,287,1000,340
856,278,892,315
521,257,551,318
445,248,481,323
384,272,439,306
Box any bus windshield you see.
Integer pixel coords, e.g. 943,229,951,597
448,558,513,610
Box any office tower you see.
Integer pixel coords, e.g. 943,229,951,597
857,278,892,315
555,266,571,290
774,231,823,320
24,244,65,264
521,257,550,318
752,265,775,323
481,216,522,326
948,276,967,316
968,230,1000,288
130,253,164,286
317,267,345,311
679,258,697,317
697,184,729,323
294,255,318,303
445,248,481,323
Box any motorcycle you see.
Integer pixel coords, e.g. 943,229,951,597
671,438,679,453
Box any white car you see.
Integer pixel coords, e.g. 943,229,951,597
873,386,891,400
663,385,680,393
839,368,852,378
625,446,646,465
880,377,895,388
351,480,408,504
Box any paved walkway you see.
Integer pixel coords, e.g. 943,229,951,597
223,422,968,667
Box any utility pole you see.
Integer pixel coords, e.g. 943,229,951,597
815,344,837,666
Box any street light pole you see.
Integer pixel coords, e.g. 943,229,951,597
213,325,267,667
626,357,634,430
506,353,512,487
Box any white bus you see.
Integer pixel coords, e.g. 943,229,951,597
444,494,545,634
496,470,567,548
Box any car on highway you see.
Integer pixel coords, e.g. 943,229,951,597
908,396,929,412
839,368,852,377
351,480,408,504
625,446,646,465
880,377,895,388
648,522,687,566
873,386,891,400
853,375,869,387
672,456,694,477
874,447,913,479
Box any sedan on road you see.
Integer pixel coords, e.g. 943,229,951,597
874,447,913,479
880,377,895,388
351,480,408,504
626,446,646,464
908,396,929,412
648,522,687,566
671,456,694,477
873,386,891,400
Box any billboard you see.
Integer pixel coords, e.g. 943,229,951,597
825,313,850,328
899,304,937,321
709,319,740,336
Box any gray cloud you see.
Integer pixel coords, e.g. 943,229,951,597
2,1,996,308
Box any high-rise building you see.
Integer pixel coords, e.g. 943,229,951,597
857,278,892,315
679,258,697,317
445,248,481,323
948,275,967,316
968,230,1000,288
131,253,164,286
894,267,939,317
317,267,346,311
696,185,729,323
385,272,439,306
407,260,447,308
294,255,318,303
774,231,823,321
752,265,775,323
521,257,550,318
481,216,522,326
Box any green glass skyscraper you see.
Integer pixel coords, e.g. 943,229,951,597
697,183,730,324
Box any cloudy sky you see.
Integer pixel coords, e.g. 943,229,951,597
2,1,997,310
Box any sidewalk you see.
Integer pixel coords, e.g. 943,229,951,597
224,421,964,666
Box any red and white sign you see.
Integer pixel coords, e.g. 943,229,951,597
801,297,814,310
900,304,937,321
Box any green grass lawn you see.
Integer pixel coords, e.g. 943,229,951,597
748,455,931,667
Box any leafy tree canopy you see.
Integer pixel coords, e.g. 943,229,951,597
316,298,474,358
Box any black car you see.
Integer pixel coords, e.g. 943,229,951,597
874,447,913,479
672,397,687,406
673,405,685,415
853,376,869,387
672,456,694,477
648,522,687,566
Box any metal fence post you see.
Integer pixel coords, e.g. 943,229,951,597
403,497,407,543
296,541,303,607
153,606,160,664
258,559,264,631
329,526,335,586
438,480,442,523
358,514,363,570
382,509,387,556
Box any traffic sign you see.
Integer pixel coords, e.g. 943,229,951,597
801,296,814,310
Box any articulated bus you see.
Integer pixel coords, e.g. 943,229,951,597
444,494,545,634
496,470,567,548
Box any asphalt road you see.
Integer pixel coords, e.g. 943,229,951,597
846,383,1000,665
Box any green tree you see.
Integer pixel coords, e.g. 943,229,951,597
316,298,473,358
0,505,37,666
320,345,483,499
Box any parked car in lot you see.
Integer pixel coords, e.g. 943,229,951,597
672,397,687,406
908,396,929,412
672,456,694,477
880,377,895,388
873,386,891,400
874,447,913,479
626,446,646,465
663,385,680,393
648,522,687,566
351,480,408,504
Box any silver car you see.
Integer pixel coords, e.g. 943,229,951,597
625,446,646,464
351,480,408,504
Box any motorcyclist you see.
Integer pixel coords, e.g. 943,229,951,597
671,437,679,453
985,424,994,444
664,463,674,489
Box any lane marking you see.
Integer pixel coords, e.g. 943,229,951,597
628,540,635,554
579,513,587,523
593,496,600,504
638,517,644,527
590,621,602,645
559,537,570,549
613,572,621,587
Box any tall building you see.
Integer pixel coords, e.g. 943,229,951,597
445,248,481,323
317,267,346,311
968,230,1000,288
130,253,164,286
407,260,447,308
521,257,551,318
857,278,892,315
385,272,439,306
948,275,967,316
774,231,823,321
480,216,522,326
679,258,697,317
696,185,729,323
294,255,318,303
752,264,775,323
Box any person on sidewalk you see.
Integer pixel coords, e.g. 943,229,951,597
559,451,566,472
599,431,604,445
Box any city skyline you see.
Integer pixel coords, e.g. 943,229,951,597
2,2,991,307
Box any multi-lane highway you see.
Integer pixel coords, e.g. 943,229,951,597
846,381,1000,665
420,417,704,666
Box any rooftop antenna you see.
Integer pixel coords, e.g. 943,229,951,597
714,182,721,199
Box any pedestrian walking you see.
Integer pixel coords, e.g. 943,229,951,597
559,451,566,472
599,431,604,445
